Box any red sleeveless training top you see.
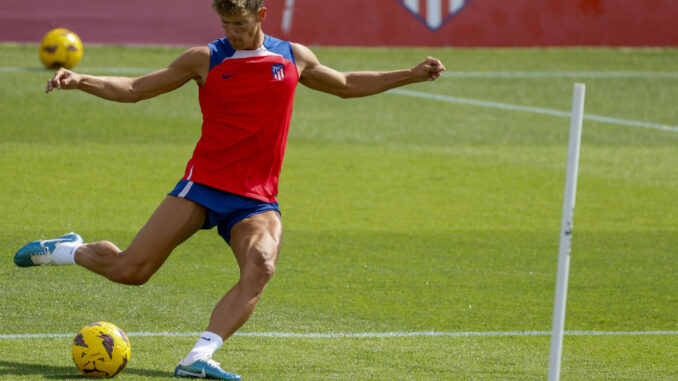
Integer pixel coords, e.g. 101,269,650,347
182,35,299,202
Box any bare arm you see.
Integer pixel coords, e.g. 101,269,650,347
45,46,209,103
293,43,445,98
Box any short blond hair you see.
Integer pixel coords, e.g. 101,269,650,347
212,0,263,16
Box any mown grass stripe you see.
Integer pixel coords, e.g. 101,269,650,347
1,330,676,340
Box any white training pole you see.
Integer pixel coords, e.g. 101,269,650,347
547,83,586,381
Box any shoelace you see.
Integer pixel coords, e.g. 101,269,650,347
204,356,222,369
43,244,58,256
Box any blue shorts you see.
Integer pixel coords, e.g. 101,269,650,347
168,180,280,245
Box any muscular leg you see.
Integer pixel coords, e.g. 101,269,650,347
75,196,207,285
206,211,282,339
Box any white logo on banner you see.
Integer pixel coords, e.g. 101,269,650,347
281,0,295,34
398,0,472,31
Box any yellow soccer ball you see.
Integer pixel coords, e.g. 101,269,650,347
72,322,131,378
39,28,83,70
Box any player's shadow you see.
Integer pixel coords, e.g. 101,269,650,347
0,360,170,379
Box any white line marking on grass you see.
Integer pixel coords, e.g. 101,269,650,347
441,71,678,79
388,89,678,133
79,67,156,74
0,66,155,74
1,330,676,340
235,330,678,338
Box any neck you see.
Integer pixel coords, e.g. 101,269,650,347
243,30,265,50
254,31,266,48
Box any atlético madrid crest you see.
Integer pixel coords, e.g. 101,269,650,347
397,0,472,31
272,64,285,81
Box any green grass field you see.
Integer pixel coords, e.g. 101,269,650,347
1,43,677,380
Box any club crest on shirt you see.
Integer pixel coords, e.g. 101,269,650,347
272,64,285,81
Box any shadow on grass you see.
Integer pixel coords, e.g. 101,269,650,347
0,360,171,379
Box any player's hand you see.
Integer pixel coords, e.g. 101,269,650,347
412,56,446,82
45,68,81,93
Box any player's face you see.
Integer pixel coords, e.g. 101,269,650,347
220,8,267,50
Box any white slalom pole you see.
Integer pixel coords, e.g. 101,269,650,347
547,83,586,381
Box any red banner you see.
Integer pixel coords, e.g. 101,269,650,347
1,0,677,46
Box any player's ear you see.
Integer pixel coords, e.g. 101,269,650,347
258,7,267,22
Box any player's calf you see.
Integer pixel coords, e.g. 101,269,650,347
73,241,155,286
106,263,154,286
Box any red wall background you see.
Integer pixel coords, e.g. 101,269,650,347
1,0,677,46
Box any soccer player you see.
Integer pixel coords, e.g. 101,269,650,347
14,0,445,379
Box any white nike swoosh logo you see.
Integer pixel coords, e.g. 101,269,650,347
38,239,69,256
177,368,207,378
39,236,80,249
38,235,82,253
39,238,68,248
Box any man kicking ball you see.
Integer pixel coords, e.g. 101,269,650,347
14,0,445,379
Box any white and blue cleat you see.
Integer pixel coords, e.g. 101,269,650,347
174,358,241,380
14,232,83,267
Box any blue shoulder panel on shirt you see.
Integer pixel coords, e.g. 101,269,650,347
208,36,295,71
208,38,236,71
264,35,296,65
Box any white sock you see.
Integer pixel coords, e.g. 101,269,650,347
181,331,224,366
52,242,83,265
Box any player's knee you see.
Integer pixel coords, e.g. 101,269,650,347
258,257,276,283
244,247,277,290
252,255,276,285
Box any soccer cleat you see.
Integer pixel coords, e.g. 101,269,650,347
13,232,83,267
174,357,241,380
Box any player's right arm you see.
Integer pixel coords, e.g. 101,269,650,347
45,46,209,103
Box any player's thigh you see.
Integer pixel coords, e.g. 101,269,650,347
122,195,206,267
229,211,282,269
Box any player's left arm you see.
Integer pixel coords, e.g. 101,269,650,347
293,43,445,98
